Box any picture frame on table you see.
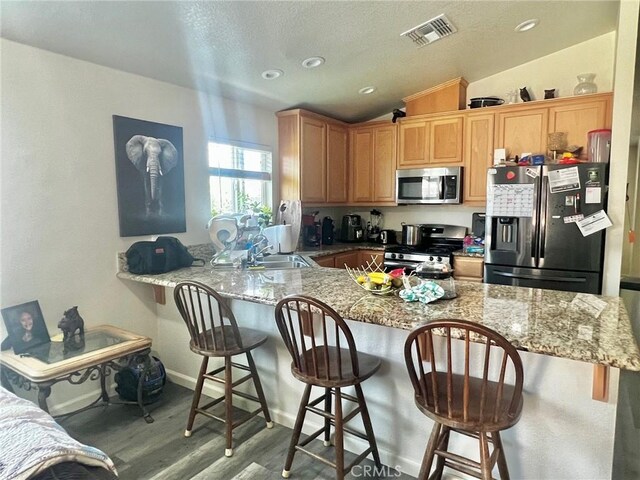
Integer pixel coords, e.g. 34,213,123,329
1,301,50,354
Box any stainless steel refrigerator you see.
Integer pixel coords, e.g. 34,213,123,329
484,163,607,294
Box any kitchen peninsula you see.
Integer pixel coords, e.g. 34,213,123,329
118,246,640,478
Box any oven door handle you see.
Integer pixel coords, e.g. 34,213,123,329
383,260,418,269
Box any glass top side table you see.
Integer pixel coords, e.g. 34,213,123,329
0,325,154,423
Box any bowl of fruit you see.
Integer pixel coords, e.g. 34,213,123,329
345,258,410,296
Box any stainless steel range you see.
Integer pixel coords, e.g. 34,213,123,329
384,224,467,272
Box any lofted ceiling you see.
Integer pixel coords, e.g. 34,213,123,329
0,0,621,123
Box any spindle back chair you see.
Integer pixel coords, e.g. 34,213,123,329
404,319,524,480
274,295,381,479
275,295,363,387
173,281,272,457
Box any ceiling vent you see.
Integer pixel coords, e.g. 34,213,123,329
401,14,457,47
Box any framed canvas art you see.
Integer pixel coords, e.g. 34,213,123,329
113,115,186,237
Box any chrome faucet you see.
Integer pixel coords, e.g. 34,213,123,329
247,234,273,266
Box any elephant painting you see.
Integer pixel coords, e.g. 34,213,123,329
113,115,185,237
125,135,178,217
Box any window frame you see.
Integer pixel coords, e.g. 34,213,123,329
208,138,273,215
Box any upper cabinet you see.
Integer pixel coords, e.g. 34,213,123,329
547,96,612,159
326,123,349,203
277,110,349,205
398,114,463,168
278,93,612,206
494,93,612,160
464,112,495,204
350,123,397,205
495,107,549,157
300,116,327,203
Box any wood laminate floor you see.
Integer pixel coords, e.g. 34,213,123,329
61,382,415,480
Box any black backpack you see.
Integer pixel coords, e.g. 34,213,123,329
115,355,166,404
126,236,205,274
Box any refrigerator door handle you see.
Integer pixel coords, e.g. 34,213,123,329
538,176,549,259
494,271,587,283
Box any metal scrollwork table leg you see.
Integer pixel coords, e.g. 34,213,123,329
3,348,155,423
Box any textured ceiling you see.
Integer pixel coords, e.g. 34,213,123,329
0,0,621,123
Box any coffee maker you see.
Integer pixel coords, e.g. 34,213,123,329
322,217,334,245
340,214,364,242
302,213,321,247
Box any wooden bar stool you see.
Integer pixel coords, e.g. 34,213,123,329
404,320,524,480
274,295,381,479
174,281,273,457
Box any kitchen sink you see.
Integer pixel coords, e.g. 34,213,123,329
253,254,310,269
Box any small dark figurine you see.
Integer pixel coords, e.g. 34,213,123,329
520,87,532,102
58,306,85,341
63,335,85,355
544,89,556,99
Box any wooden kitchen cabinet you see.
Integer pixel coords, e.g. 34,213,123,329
398,119,429,168
548,96,612,158
464,113,495,204
358,250,384,268
495,107,548,158
349,123,397,205
453,256,484,282
277,109,349,205
334,251,361,269
429,115,464,165
398,114,463,168
313,255,336,268
300,116,327,203
351,128,375,202
326,123,349,203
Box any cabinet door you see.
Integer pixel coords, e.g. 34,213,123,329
429,116,464,165
351,128,374,202
300,117,327,203
326,124,349,203
398,120,430,168
314,255,336,268
358,250,384,269
464,113,494,203
373,125,397,202
496,108,548,158
334,251,361,269
548,98,611,159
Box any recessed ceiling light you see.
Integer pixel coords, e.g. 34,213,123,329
302,56,325,68
515,19,539,32
261,69,283,80
358,86,377,95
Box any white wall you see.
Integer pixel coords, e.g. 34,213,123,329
603,3,640,296
623,146,639,276
0,39,277,410
467,32,615,102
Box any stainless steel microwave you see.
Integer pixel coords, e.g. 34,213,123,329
396,167,462,204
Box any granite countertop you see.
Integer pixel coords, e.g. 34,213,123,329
117,244,640,371
453,250,485,258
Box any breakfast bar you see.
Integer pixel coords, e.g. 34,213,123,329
117,246,640,478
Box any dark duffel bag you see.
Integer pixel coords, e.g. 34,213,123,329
126,236,204,274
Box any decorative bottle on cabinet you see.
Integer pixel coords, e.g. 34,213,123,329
574,73,597,95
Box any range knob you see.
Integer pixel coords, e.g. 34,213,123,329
429,256,434,262
436,256,442,262
398,254,404,260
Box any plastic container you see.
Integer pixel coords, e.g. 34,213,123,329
587,129,611,163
